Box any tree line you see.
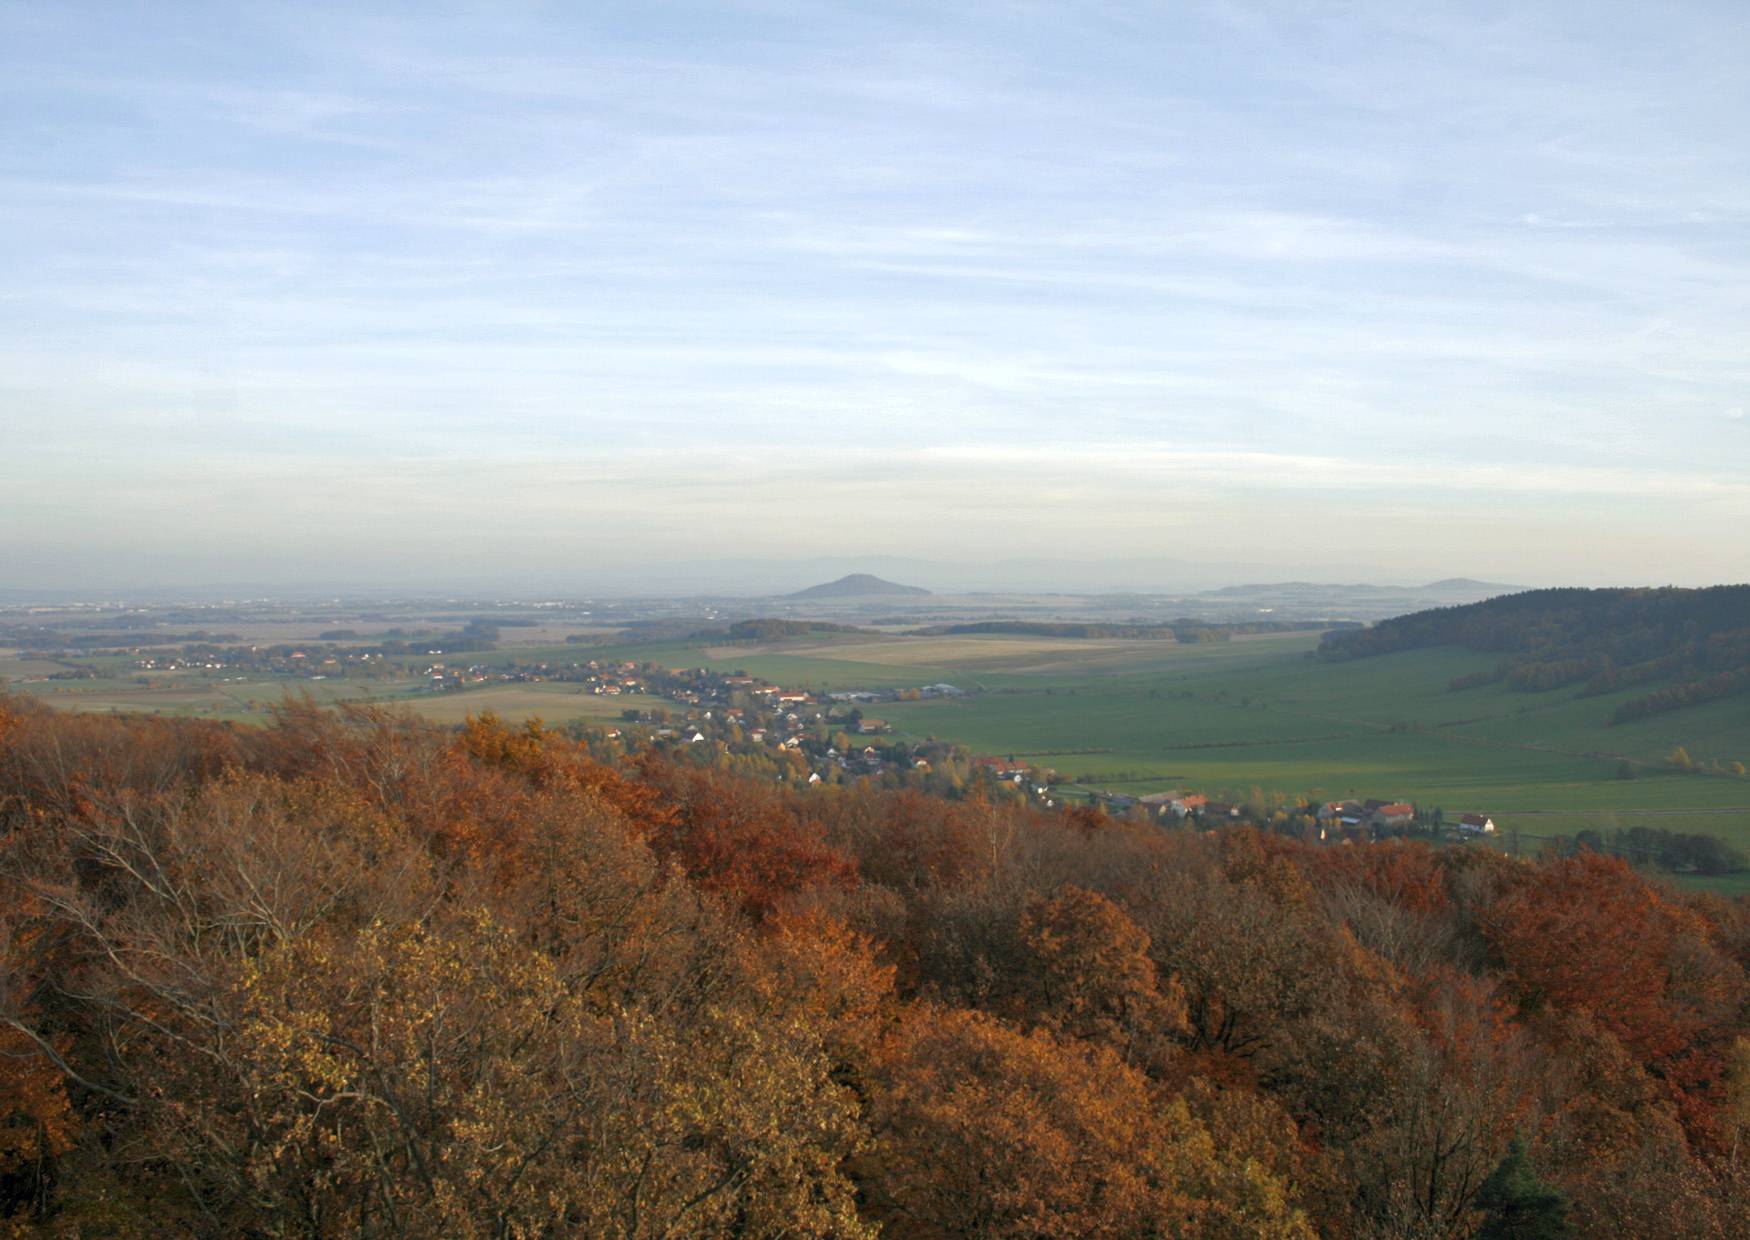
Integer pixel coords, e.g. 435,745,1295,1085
914,619,1345,642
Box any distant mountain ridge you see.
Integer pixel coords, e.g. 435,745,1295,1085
1420,577,1518,592
1202,578,1520,599
787,574,931,599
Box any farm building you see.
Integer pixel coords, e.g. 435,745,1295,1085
1138,791,1181,818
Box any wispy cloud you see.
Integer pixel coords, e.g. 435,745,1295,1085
1,0,1746,587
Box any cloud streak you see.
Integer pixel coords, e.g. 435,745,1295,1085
1,0,1747,589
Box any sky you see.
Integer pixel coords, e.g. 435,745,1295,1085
2,0,1748,594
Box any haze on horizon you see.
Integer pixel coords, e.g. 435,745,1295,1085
3,0,1748,594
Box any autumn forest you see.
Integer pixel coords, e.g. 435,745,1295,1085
2,692,1749,1237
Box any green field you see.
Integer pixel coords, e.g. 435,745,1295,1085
517,630,1748,838
577,629,1750,848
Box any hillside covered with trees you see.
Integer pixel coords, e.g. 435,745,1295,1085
6,695,1750,1235
1321,586,1750,725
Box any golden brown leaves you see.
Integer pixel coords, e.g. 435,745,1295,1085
1017,885,1187,1064
868,1006,1312,1239
0,1025,75,1179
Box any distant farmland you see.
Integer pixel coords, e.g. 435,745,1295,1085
577,628,1750,849
10,626,1749,853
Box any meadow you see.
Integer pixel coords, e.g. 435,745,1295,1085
576,628,1750,846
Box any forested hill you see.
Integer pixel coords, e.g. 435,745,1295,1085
717,618,867,640
1320,586,1750,724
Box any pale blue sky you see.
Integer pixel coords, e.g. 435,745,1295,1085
3,0,1747,591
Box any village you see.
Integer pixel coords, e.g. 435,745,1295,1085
1017,774,1503,845
1082,788,1500,843
32,622,1516,848
113,644,1507,845
549,660,1510,847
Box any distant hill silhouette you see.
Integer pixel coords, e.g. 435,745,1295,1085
787,573,931,599
1202,578,1519,600
1418,577,1521,594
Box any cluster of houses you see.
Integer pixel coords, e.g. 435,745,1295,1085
1306,800,1498,840
829,684,967,703
972,755,1035,782
130,646,393,679
1316,799,1417,833
1130,791,1241,821
1305,799,1497,839
1308,801,1498,841
637,707,1046,796
1087,789,1501,845
582,664,1034,791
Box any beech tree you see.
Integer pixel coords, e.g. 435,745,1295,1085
868,1007,1311,1239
